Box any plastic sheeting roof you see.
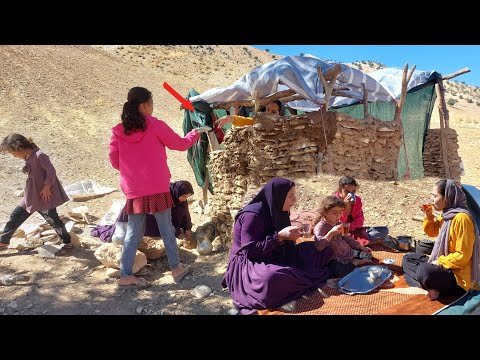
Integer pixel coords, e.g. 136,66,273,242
189,56,395,108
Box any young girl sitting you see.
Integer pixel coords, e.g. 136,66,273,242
334,175,389,245
0,134,72,250
313,196,373,278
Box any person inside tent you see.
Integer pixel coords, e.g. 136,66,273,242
215,100,283,128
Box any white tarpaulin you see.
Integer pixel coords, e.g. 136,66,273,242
189,56,395,107
287,67,439,111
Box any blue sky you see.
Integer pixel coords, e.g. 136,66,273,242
252,45,480,88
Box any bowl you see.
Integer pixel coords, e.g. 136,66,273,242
368,266,383,278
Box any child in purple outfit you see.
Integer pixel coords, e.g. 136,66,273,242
0,134,71,249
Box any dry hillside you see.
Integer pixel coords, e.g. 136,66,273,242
0,46,479,315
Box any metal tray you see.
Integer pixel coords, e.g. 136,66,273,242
338,266,392,294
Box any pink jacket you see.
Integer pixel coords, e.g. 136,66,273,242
333,191,365,231
109,115,199,199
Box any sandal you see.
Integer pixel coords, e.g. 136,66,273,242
173,264,190,283
118,277,151,289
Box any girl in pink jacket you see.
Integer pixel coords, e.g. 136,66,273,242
109,87,199,288
334,176,389,245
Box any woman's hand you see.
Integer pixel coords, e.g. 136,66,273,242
40,185,53,202
185,230,192,240
216,115,234,128
431,259,440,266
278,225,302,242
420,204,434,219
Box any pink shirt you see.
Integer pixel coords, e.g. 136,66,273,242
109,115,199,199
333,191,365,231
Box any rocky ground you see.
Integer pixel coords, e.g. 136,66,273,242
0,45,479,315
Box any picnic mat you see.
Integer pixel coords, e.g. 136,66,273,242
258,243,464,315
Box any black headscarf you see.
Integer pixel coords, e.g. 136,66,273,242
170,181,194,204
235,177,294,232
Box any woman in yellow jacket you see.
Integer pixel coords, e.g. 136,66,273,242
402,179,480,301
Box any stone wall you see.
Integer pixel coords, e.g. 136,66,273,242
322,113,402,181
423,128,463,181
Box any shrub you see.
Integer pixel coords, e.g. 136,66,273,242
447,98,456,106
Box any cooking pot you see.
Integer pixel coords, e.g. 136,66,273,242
393,236,412,251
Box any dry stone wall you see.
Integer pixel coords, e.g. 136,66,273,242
322,113,402,181
423,128,463,181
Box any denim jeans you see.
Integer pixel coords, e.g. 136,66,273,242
121,208,180,278
1,206,71,245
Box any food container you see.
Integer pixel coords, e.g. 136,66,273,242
368,266,383,278
394,235,412,251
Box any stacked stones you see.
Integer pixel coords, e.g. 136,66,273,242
322,113,402,180
423,128,463,181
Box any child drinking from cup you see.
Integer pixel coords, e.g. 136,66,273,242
313,196,373,278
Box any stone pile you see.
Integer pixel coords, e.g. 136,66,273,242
322,113,402,180
423,128,463,181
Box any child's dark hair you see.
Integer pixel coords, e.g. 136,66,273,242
313,196,346,225
435,179,447,196
338,175,358,189
0,133,37,152
121,87,152,135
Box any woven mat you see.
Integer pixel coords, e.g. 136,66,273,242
258,244,461,315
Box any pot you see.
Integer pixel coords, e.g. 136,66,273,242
393,236,412,251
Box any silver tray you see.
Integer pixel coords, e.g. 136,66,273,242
338,266,392,294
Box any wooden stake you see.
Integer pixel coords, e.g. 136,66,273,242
435,83,452,179
362,83,369,118
442,67,471,80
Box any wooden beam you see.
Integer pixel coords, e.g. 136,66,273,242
393,63,409,123
436,79,450,128
212,89,296,110
324,64,343,81
317,66,341,111
442,67,471,80
436,82,452,179
362,83,369,118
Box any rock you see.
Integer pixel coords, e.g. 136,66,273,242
36,244,61,258
94,243,147,273
105,268,120,278
191,285,212,299
138,237,166,260
14,189,24,197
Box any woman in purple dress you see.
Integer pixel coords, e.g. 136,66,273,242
222,177,334,314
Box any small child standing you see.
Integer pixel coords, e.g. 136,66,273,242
313,196,372,278
334,175,389,245
0,134,72,249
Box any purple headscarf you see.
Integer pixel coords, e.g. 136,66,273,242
235,177,294,232
170,181,194,204
429,179,480,284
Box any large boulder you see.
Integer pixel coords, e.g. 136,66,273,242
94,243,147,273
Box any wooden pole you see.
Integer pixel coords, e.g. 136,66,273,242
202,142,211,205
435,83,452,179
442,67,471,80
436,79,450,128
362,83,369,118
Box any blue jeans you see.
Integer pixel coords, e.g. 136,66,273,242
121,209,180,278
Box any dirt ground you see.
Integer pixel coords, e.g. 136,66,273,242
1,45,479,315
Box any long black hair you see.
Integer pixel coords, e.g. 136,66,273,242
121,87,152,135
